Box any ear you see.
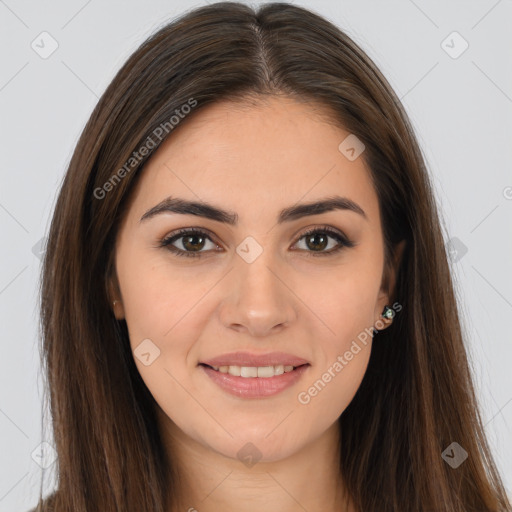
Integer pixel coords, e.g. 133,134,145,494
375,239,406,329
107,268,125,320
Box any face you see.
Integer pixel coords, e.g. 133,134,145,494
110,96,397,463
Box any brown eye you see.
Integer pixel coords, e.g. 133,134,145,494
293,226,355,257
304,232,329,251
160,229,217,258
159,225,355,259
180,233,207,252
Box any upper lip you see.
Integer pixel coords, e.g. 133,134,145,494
200,351,310,368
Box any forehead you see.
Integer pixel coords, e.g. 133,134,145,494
124,96,380,228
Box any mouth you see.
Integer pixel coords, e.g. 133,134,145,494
199,363,309,378
198,362,311,398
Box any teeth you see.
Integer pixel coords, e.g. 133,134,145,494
210,364,299,378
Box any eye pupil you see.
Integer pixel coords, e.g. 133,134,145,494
183,234,205,251
306,233,328,251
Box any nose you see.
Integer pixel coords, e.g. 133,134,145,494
218,250,297,338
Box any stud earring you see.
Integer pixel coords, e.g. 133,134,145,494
381,305,394,321
113,300,119,307
374,305,395,335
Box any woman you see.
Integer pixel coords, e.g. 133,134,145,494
31,2,511,511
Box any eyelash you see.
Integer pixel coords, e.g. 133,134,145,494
158,225,355,259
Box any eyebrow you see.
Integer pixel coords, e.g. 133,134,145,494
139,195,367,225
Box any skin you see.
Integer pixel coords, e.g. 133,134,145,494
109,95,404,512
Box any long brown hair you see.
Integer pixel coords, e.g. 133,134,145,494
34,2,511,511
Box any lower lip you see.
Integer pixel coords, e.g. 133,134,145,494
199,364,310,398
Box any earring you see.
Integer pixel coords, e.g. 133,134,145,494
381,305,394,321
113,300,119,307
374,305,394,335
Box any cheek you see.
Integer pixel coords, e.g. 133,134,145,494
296,343,371,427
292,259,380,416
116,254,209,434
116,252,217,397
297,257,382,340
117,247,212,344
296,289,375,420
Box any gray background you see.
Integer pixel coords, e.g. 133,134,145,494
1,0,511,509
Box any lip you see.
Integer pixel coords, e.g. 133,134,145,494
200,351,309,367
200,363,310,398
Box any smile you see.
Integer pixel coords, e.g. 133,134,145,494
207,364,300,378
199,363,310,398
